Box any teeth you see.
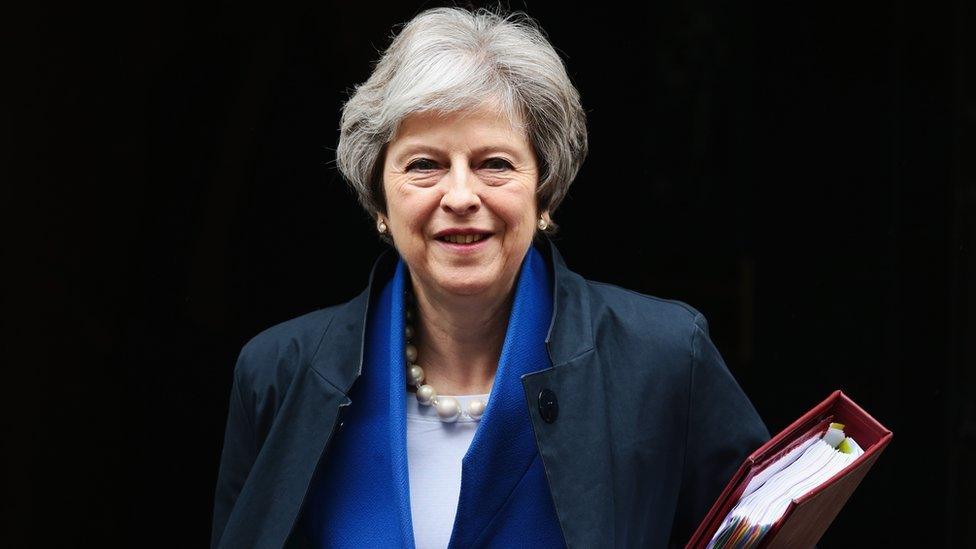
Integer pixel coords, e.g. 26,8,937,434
443,233,486,244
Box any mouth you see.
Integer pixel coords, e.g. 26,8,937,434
435,233,492,245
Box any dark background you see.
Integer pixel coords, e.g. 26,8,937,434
6,0,974,546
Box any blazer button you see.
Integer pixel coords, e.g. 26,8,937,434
538,389,558,423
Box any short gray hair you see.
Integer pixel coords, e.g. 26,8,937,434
335,6,588,230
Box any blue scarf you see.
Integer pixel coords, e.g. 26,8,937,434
301,245,565,548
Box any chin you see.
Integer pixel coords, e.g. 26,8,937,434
435,276,493,297
428,265,499,297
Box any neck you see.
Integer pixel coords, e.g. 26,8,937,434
408,278,515,396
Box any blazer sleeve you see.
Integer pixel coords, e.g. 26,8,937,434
210,350,258,549
669,313,771,547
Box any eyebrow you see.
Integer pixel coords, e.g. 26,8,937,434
390,142,529,165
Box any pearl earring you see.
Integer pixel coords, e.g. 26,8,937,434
537,217,549,230
377,219,388,234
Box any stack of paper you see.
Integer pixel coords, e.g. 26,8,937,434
707,423,865,549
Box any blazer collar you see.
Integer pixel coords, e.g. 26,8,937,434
310,235,595,393
539,236,595,366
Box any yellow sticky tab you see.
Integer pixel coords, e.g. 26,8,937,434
838,438,853,454
830,422,846,430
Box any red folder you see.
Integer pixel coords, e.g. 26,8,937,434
686,390,893,548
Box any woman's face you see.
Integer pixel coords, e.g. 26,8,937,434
381,104,545,301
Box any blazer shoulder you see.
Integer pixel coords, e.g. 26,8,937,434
240,306,333,356
234,300,349,390
585,278,706,339
578,277,721,378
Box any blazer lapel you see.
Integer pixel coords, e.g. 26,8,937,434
223,248,398,549
520,237,618,548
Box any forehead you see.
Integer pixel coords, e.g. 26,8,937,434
390,104,529,149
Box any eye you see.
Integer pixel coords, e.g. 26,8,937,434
405,158,438,172
481,157,514,171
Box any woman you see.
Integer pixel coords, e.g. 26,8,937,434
211,7,769,549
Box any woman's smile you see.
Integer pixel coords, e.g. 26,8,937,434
433,229,495,254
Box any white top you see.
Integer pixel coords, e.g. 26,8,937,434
405,389,490,549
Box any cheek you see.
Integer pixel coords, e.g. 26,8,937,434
388,189,440,241
495,189,538,231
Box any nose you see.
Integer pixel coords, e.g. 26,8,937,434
440,163,480,215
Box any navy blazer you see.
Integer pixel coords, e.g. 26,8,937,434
211,236,770,549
